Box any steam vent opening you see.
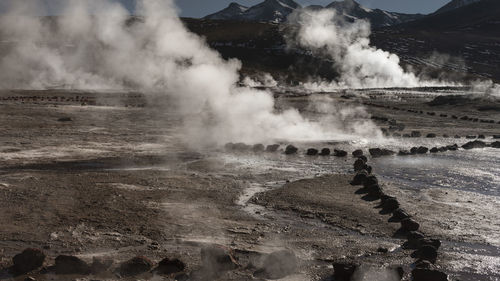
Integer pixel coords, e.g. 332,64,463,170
0,0,499,280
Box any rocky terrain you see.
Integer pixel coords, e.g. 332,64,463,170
0,87,499,280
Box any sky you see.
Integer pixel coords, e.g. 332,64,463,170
0,0,452,17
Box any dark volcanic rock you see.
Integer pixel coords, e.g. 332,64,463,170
381,197,399,212
306,148,319,156
333,262,357,281
319,148,331,155
363,175,378,188
398,150,411,156
462,140,486,150
12,248,45,273
392,208,410,221
352,149,363,157
369,148,395,157
401,218,420,232
446,144,459,151
285,145,298,155
426,133,437,138
491,141,500,148
367,184,383,198
412,245,438,263
253,250,297,280
419,238,441,250
201,245,238,273
266,144,280,152
90,257,113,274
156,258,186,275
353,159,366,171
57,117,72,122
334,149,348,157
430,147,439,153
233,142,251,151
358,155,368,163
417,146,428,154
119,256,153,277
411,131,421,137
351,170,368,185
54,255,91,275
252,144,265,152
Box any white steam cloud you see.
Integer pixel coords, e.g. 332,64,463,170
0,0,381,146
288,9,442,90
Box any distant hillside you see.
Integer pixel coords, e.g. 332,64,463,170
204,0,422,28
434,0,482,14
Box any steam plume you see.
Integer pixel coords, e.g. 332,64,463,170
0,0,381,145
288,9,440,89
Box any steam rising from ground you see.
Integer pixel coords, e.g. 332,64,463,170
289,9,441,90
0,0,381,146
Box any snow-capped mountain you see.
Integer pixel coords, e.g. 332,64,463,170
205,0,301,23
325,0,422,27
204,2,249,20
204,0,421,27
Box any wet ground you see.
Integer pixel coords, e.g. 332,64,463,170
0,87,499,280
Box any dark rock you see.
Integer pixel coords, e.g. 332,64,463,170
493,135,500,139
443,134,449,138
357,155,368,163
319,148,331,156
426,133,437,138
454,135,461,138
119,256,153,277
447,144,458,151
412,245,438,263
90,257,113,274
392,208,410,221
438,147,447,152
381,198,399,212
377,247,388,253
466,135,477,139
419,238,441,250
334,149,348,157
266,144,280,152
233,143,251,151
430,147,438,153
462,140,486,150
306,148,319,156
353,159,366,171
414,260,433,269
417,146,428,154
252,144,265,152
57,117,72,122
12,248,45,273
363,175,378,188
253,250,297,280
352,149,363,157
398,150,411,156
333,262,357,281
401,218,420,232
201,245,238,273
403,134,411,138
54,255,91,275
367,184,383,198
369,148,395,157
156,258,186,275
411,131,421,137
491,141,500,148
478,134,486,139
351,170,368,186
285,145,298,155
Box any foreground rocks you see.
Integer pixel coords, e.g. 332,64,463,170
12,248,45,274
118,256,153,277
54,255,90,275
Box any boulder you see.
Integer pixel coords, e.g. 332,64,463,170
438,147,447,152
419,238,441,250
381,197,399,212
398,150,411,156
446,144,458,151
252,144,265,152
266,144,280,152
233,143,251,151
156,258,186,275
200,245,238,273
411,131,421,138
426,133,437,138
462,140,486,150
403,231,426,249
430,147,438,153
12,248,45,273
57,117,72,122
54,255,91,275
411,268,448,281
363,176,378,188
319,148,331,156
253,250,297,280
369,148,395,157
416,146,428,154
357,155,368,163
353,159,366,171
334,149,348,157
332,262,357,281
411,245,438,263
478,134,486,139
90,257,113,274
285,145,298,155
401,218,420,232
454,135,461,138
351,170,368,186
491,141,500,148
465,135,477,139
367,184,383,198
392,208,410,221
403,134,411,138
118,256,153,277
352,150,363,157
306,148,319,156
414,260,433,269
